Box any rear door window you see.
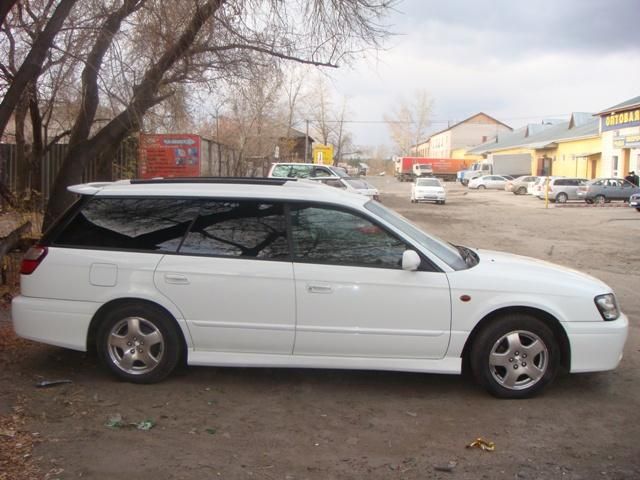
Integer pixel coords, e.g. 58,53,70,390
180,201,289,260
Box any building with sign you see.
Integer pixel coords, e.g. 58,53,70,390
467,114,601,178
597,96,640,177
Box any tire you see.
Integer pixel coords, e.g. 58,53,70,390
594,195,606,205
97,302,182,384
478,185,486,190
556,192,568,204
516,187,527,195
470,314,560,399
585,199,594,204
636,208,640,212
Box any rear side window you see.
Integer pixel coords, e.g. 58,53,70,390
180,201,289,259
271,165,291,177
54,198,200,251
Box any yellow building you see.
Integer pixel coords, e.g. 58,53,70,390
467,113,601,178
597,96,640,177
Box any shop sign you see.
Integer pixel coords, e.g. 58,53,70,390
601,108,640,132
139,133,201,178
613,134,640,149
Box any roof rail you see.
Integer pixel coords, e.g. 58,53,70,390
129,177,296,186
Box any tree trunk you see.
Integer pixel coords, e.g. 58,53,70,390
0,0,78,139
43,0,225,230
0,221,31,263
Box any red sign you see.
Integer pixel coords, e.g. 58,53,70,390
139,134,201,178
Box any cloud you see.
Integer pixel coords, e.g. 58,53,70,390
327,0,640,148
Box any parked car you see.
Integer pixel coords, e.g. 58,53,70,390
577,178,640,204
537,177,588,203
468,175,510,190
507,175,539,195
319,177,380,201
12,177,628,398
268,162,348,180
630,192,640,211
530,176,563,198
410,177,446,204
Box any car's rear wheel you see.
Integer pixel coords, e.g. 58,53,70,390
594,195,606,205
470,315,559,398
97,303,182,383
556,192,568,203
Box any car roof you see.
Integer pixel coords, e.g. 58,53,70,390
67,177,370,208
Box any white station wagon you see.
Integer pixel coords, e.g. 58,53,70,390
12,178,628,398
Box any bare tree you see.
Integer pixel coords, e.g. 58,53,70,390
0,0,396,228
384,89,433,156
0,0,78,138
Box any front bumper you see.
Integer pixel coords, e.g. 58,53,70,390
563,313,628,373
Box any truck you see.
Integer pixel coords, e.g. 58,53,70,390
394,157,473,182
457,155,532,186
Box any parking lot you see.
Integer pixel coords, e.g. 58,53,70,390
1,177,639,480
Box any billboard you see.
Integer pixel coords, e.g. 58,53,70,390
139,134,201,178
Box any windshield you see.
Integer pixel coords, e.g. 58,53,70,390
416,178,440,187
365,201,467,270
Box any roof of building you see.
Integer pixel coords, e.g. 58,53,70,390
419,112,512,145
597,96,640,116
280,128,316,141
467,113,599,155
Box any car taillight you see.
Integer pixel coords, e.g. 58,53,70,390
21,245,48,275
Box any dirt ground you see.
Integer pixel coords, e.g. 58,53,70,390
1,179,639,480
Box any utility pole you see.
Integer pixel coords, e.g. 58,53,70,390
304,119,310,163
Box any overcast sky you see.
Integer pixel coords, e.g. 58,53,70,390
325,0,640,150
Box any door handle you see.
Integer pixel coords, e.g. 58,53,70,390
164,273,190,285
307,283,333,294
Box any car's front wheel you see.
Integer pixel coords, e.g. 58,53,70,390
594,195,606,205
516,187,527,195
555,192,568,203
478,185,486,190
470,315,560,398
97,302,182,383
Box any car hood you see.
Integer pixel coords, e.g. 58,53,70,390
450,248,611,297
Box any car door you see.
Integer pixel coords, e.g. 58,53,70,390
154,200,296,354
289,203,451,359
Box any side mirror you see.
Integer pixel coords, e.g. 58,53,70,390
402,250,421,271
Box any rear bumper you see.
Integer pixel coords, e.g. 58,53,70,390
11,295,100,351
563,314,628,373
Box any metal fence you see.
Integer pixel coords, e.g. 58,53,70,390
0,138,138,210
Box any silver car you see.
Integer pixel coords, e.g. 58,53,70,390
537,177,587,203
577,178,640,204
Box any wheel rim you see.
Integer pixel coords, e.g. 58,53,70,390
488,330,548,391
107,316,165,375
557,193,568,203
595,195,605,204
517,187,526,195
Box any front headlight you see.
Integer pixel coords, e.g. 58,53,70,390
594,294,620,321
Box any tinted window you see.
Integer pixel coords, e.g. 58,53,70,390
554,179,567,186
271,165,291,177
55,198,200,251
290,205,406,269
180,201,288,259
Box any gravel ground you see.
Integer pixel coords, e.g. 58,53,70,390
0,179,638,479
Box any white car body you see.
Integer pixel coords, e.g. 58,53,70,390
319,177,380,200
411,178,446,204
468,175,509,190
12,178,628,397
